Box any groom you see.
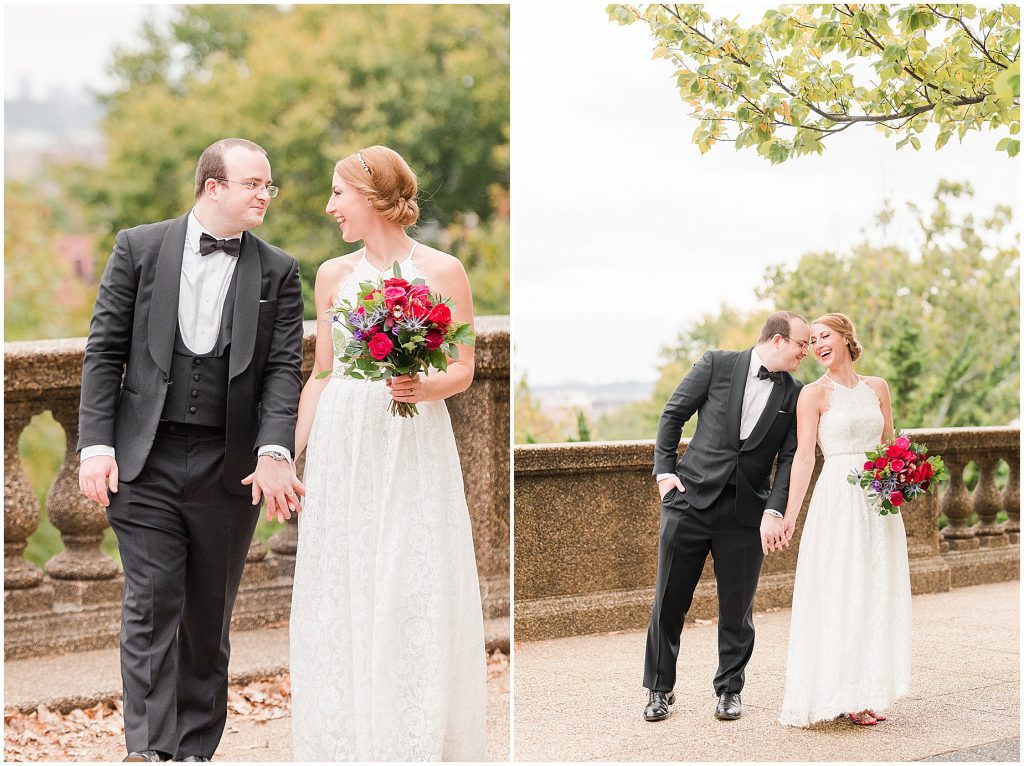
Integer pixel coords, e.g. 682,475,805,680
78,138,305,761
642,311,810,722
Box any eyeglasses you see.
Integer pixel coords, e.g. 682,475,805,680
214,178,279,198
782,335,809,351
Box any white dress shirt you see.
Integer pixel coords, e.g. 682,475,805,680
657,348,782,515
81,211,290,463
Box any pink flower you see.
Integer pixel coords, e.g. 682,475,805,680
890,459,905,472
894,436,911,451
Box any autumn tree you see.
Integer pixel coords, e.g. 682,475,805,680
73,4,509,313
596,180,1018,439
609,4,1020,162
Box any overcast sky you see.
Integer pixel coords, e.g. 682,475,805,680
4,4,163,100
512,2,1019,386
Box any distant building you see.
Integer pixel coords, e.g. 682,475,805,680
4,87,105,181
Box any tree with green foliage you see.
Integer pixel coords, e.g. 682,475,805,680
597,180,1018,438
73,4,509,314
609,3,1020,162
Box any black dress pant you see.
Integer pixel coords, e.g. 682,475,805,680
643,485,764,695
106,423,258,759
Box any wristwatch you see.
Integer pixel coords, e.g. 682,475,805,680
261,450,290,462
763,509,784,518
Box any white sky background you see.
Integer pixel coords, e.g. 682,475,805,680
513,2,1020,386
4,4,165,100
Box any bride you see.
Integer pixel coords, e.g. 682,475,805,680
289,145,486,760
778,313,912,727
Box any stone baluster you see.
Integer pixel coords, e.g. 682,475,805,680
972,453,1007,547
940,453,978,550
44,399,122,605
1003,448,1020,544
4,407,46,597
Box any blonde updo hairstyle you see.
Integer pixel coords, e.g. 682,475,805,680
813,312,863,362
336,145,419,227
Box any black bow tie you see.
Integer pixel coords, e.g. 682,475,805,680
199,233,241,258
757,365,783,383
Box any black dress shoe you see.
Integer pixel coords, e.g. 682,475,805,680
123,752,170,763
176,757,211,762
643,689,676,722
715,691,742,720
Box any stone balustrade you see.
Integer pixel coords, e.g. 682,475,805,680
514,428,1019,641
4,317,509,659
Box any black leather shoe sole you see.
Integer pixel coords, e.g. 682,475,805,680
643,691,677,722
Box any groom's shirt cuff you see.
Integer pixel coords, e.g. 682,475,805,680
80,445,115,461
655,473,674,482
258,444,292,461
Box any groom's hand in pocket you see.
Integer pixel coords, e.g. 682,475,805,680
657,475,685,500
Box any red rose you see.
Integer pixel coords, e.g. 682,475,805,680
383,277,410,290
876,457,888,469
368,332,393,360
885,444,905,459
408,300,431,320
425,328,444,350
407,284,430,300
920,462,934,478
890,491,904,507
890,459,905,473
874,470,883,480
428,304,452,327
864,461,875,470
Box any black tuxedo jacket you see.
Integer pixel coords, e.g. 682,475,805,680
653,348,802,527
78,212,304,495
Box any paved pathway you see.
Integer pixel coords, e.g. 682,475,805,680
514,581,1019,762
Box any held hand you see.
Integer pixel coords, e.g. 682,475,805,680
759,514,788,556
658,475,685,500
79,455,119,508
387,374,426,404
242,457,305,523
782,514,797,543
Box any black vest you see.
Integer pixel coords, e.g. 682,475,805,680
160,273,237,427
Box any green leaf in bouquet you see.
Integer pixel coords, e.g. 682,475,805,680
411,335,425,344
349,370,365,379
430,349,448,372
402,342,417,351
315,369,332,379
412,278,426,285
450,324,476,345
392,260,402,279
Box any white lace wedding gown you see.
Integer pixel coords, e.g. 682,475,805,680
779,378,912,727
290,254,486,761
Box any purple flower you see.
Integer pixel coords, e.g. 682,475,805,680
871,480,883,492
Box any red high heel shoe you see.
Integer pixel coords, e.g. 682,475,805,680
847,711,878,726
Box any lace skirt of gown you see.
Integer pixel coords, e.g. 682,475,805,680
289,376,486,760
779,382,912,727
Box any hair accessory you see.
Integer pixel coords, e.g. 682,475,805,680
356,152,371,175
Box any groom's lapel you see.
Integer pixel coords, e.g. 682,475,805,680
228,232,262,380
725,349,749,451
147,214,189,374
742,376,787,452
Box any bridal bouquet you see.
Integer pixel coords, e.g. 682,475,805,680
318,261,474,417
847,433,948,516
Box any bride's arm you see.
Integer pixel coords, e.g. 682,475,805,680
294,261,349,459
868,377,895,441
389,255,475,403
782,384,827,539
